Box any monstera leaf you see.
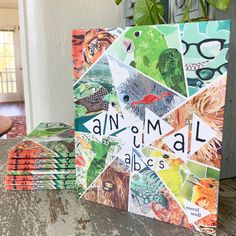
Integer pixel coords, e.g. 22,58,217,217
134,0,165,25
206,0,230,10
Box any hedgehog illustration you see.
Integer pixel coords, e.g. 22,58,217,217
117,73,177,121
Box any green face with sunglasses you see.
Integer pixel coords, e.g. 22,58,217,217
181,21,230,96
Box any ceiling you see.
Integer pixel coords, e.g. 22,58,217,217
0,0,18,9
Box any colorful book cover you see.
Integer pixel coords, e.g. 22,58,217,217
5,174,75,181
5,184,75,191
72,21,230,235
7,158,74,165
6,163,75,171
8,123,74,159
4,179,75,186
5,123,76,190
6,169,76,175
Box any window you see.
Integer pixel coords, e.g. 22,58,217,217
0,31,17,94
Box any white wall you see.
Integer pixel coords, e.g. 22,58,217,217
18,0,125,131
0,8,18,27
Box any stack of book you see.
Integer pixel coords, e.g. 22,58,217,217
4,122,76,190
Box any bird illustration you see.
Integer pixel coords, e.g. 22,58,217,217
188,176,218,213
123,26,168,79
75,86,109,113
103,88,121,111
130,92,173,107
123,26,187,96
157,48,187,96
157,158,187,197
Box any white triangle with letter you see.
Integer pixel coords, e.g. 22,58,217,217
190,113,216,155
131,148,146,172
162,126,189,162
105,105,127,136
144,108,174,146
115,144,132,166
83,112,106,142
115,119,143,149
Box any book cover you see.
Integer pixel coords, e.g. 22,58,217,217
72,21,230,235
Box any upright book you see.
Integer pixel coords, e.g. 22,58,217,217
72,21,230,235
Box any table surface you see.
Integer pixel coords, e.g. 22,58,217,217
0,116,12,136
0,139,235,236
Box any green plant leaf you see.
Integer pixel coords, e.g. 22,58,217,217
181,0,192,22
199,0,207,17
133,0,164,25
114,0,123,5
206,0,230,10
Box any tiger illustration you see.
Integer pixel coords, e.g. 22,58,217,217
72,29,116,80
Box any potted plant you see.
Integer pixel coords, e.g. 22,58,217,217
115,0,230,25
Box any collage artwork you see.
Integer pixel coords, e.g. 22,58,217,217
4,123,76,190
72,21,230,235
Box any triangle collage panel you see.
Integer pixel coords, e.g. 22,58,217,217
72,21,230,235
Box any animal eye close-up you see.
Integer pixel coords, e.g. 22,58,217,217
163,154,169,159
88,48,94,56
134,31,142,38
123,95,130,102
120,93,130,103
208,184,214,188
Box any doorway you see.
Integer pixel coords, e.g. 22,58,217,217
0,29,23,102
0,1,26,139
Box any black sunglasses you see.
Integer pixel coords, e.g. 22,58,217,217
196,63,228,81
182,38,226,60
